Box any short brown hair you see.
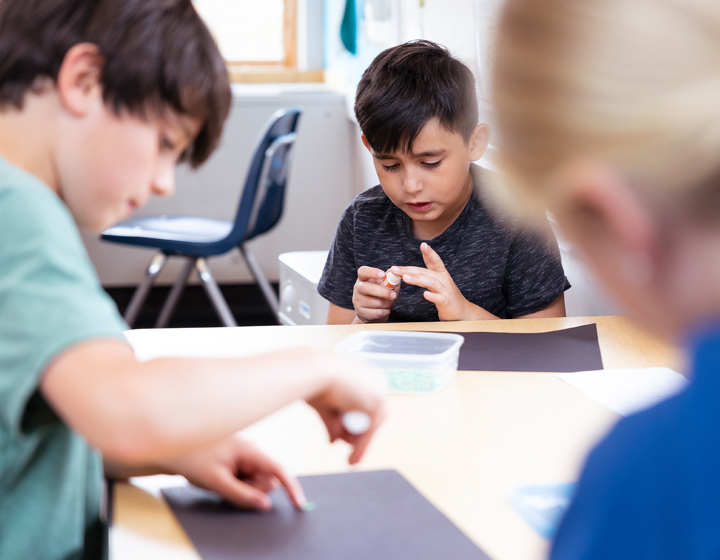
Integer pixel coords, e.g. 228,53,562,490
355,40,478,155
0,0,231,167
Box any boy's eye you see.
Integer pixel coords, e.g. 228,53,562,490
160,136,177,151
381,163,400,172
423,160,442,169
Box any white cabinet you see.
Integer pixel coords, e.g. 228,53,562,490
278,251,330,325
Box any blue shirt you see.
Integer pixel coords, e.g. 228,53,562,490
550,324,720,559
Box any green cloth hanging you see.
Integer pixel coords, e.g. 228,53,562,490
340,0,358,54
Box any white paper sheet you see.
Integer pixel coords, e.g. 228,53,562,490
557,367,688,417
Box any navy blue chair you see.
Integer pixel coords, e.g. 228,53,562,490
102,107,302,328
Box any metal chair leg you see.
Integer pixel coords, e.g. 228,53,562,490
195,257,237,327
124,252,167,327
239,245,280,319
155,257,195,328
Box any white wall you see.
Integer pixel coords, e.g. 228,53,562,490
297,0,325,70
399,0,478,63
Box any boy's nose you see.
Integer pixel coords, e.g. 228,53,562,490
403,169,422,194
152,164,176,198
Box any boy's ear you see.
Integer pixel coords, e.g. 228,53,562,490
361,134,373,153
56,43,104,117
468,123,490,161
553,160,659,274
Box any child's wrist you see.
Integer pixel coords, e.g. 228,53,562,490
289,347,337,393
465,301,498,321
460,300,483,321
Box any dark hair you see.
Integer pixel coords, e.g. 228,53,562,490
355,40,478,154
0,0,231,167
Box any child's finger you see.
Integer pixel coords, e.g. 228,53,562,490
420,242,447,273
390,265,430,278
243,473,280,494
357,266,386,282
247,452,307,509
357,281,397,301
354,294,393,321
347,401,386,465
213,469,274,510
348,430,373,465
265,466,307,510
423,290,448,305
401,271,444,294
357,296,395,311
357,307,392,321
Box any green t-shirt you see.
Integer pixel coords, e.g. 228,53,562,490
0,158,127,560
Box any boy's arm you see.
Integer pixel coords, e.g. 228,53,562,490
326,303,358,324
514,293,566,319
317,204,360,321
40,338,386,466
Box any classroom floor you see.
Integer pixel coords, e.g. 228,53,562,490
105,283,279,328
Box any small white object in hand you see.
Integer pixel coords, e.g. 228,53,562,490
342,411,371,435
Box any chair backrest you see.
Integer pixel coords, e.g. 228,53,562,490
227,107,302,247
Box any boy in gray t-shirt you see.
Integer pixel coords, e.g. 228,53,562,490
319,41,569,324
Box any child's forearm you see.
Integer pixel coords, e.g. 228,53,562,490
326,302,358,324
127,349,336,461
460,302,500,321
102,459,165,479
515,294,566,319
40,339,371,464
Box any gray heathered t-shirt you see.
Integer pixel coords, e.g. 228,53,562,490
317,164,570,322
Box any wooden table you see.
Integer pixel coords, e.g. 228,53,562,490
112,316,681,560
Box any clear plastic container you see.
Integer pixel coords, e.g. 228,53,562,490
334,331,465,395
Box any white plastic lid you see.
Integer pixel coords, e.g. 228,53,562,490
335,330,464,361
385,271,402,285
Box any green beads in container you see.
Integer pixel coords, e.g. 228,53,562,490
335,331,465,395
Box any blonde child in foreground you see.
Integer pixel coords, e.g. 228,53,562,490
493,0,720,557
0,1,386,559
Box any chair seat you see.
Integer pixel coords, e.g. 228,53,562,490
102,216,234,255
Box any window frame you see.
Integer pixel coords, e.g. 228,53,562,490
220,0,297,68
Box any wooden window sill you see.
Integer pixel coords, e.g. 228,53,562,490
228,66,325,84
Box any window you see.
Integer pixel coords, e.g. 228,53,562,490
193,0,297,66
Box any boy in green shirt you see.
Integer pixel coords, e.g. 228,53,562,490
0,1,386,559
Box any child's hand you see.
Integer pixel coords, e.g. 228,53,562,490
163,436,306,511
393,242,492,321
306,355,388,465
352,266,400,323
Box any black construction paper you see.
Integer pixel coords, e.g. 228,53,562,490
444,323,603,372
162,470,491,560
